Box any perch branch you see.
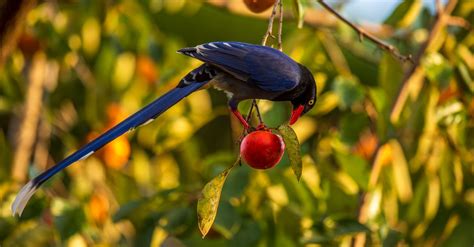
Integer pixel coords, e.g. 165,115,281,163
315,0,413,63
245,0,283,129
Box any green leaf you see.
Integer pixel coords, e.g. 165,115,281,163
334,151,370,190
333,219,370,236
379,53,403,102
161,207,194,234
292,0,305,28
457,62,473,92
54,204,86,240
443,218,474,247
383,229,403,247
277,125,302,181
197,160,237,237
228,220,261,247
384,0,422,27
213,201,242,238
332,76,365,110
422,53,453,88
113,200,146,223
339,112,369,145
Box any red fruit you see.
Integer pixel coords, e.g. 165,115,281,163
17,32,41,57
243,0,276,13
240,130,285,169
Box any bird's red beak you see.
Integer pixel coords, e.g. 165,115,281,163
289,105,304,125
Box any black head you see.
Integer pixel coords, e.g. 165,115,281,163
289,65,317,125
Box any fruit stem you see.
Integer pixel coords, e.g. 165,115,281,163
254,101,264,124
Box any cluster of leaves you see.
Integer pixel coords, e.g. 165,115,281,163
0,0,472,246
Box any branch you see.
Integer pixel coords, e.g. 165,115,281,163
315,0,413,63
12,53,46,182
244,0,283,130
277,0,283,51
207,1,404,41
0,0,37,66
261,0,280,46
390,0,458,123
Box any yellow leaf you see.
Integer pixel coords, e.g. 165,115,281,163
291,117,317,143
314,92,339,115
398,0,422,27
334,171,359,195
302,156,323,197
425,176,440,220
113,52,136,90
389,139,413,203
197,159,238,237
266,184,289,206
81,18,100,57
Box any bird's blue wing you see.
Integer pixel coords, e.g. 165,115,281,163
12,81,206,216
178,42,301,92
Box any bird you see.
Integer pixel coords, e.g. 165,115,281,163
11,41,317,216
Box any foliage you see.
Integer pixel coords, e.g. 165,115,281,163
0,0,473,246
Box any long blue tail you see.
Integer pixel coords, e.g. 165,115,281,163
12,81,207,216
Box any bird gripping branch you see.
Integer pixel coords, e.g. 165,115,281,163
12,41,317,216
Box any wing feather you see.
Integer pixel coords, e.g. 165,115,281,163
179,42,300,92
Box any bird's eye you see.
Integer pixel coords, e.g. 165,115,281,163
308,99,314,105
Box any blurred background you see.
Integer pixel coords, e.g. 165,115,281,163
0,0,473,246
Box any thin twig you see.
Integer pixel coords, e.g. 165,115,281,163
254,102,264,124
277,0,283,51
244,0,283,131
316,0,413,63
262,0,280,46
245,102,255,124
390,0,458,123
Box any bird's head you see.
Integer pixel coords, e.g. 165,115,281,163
289,65,317,125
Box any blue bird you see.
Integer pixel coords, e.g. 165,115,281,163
12,41,317,216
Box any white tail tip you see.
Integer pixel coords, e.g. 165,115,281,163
11,181,38,217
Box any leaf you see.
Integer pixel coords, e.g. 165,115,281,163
113,200,145,223
53,204,86,240
311,92,339,115
384,0,422,28
334,151,370,190
422,53,453,88
333,219,370,236
379,53,403,102
197,160,237,237
228,220,261,247
339,112,369,145
389,139,413,203
278,124,302,181
443,218,474,247
291,0,305,28
332,76,365,110
213,201,242,238
457,59,473,92
302,234,333,245
383,229,403,247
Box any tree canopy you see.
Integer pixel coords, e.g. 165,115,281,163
0,0,473,246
